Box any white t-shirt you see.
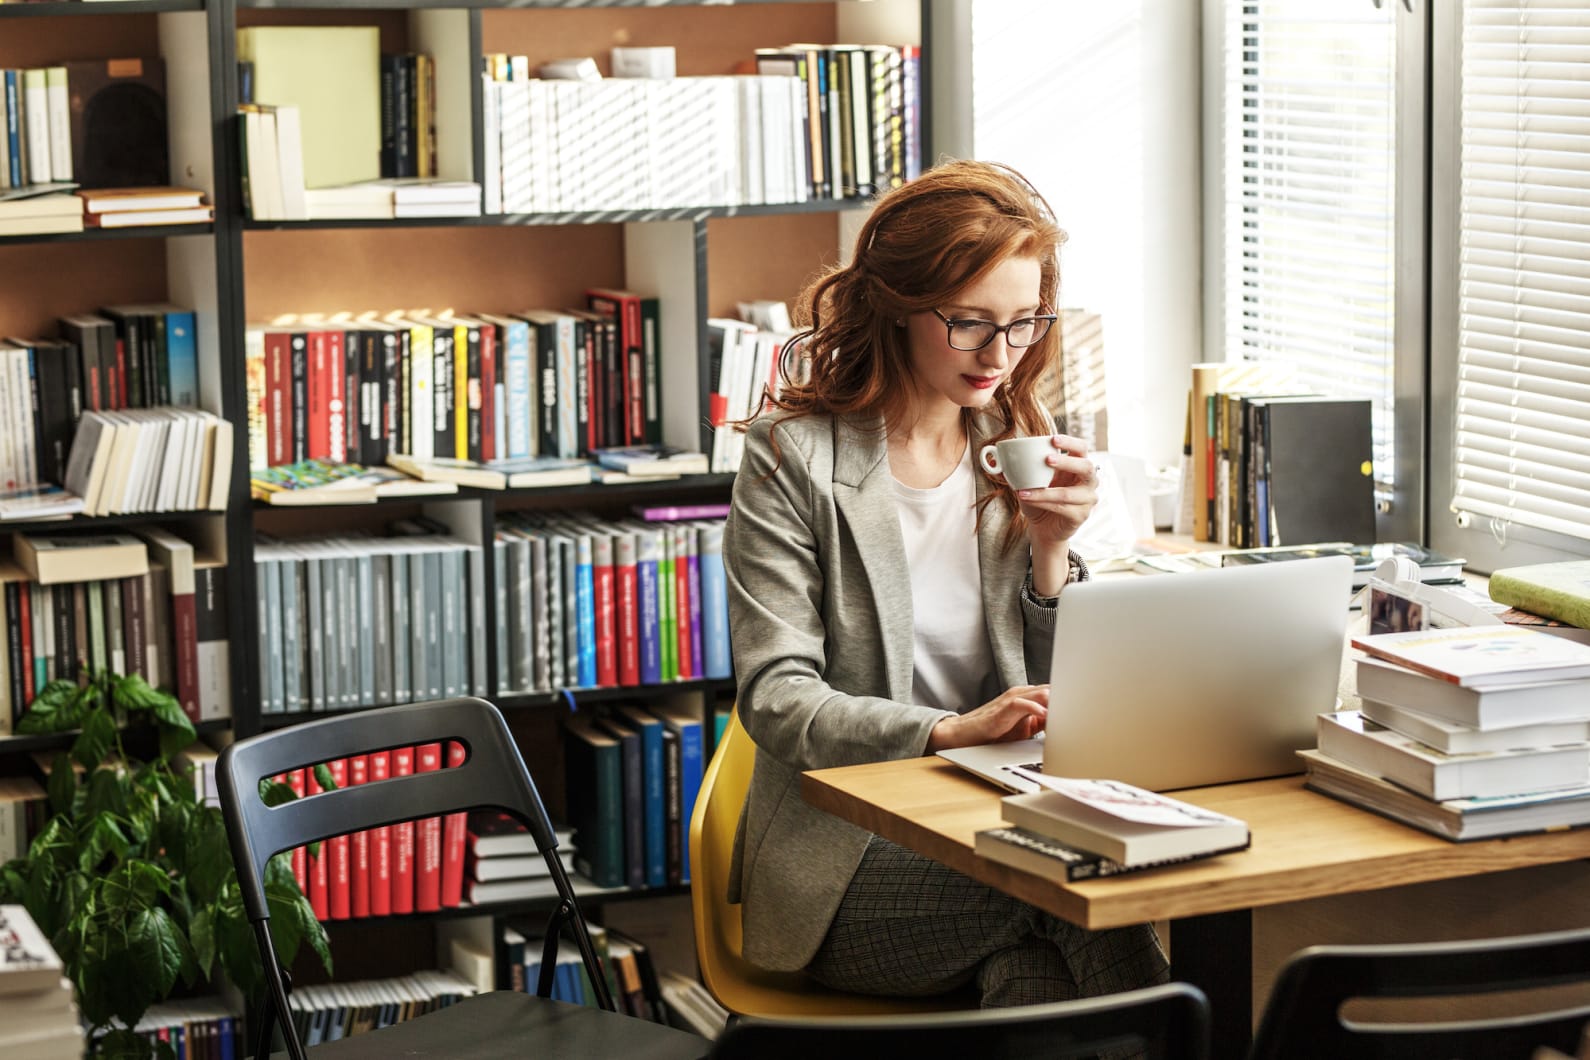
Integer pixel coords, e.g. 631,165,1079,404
891,445,996,713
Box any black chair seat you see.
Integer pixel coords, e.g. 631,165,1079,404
271,990,709,1060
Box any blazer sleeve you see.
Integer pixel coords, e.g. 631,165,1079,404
724,417,953,772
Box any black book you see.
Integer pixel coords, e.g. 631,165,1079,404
343,329,362,464
100,307,145,409
52,584,75,682
379,54,400,178
289,331,309,463
462,322,483,462
5,583,25,715
431,324,456,460
600,316,623,449
660,727,681,887
515,313,561,459
1260,396,1376,547
360,330,386,467
20,340,75,484
381,327,402,462
58,314,113,414
145,310,168,405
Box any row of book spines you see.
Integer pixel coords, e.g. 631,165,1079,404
494,516,731,697
378,52,436,180
277,742,468,921
0,567,219,729
109,1002,242,1060
254,539,488,716
243,294,660,472
0,66,70,188
0,309,198,489
564,707,704,891
501,923,666,1023
753,42,923,198
1209,389,1289,549
285,971,475,1048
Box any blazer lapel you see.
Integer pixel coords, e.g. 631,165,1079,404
973,415,1029,689
830,416,916,703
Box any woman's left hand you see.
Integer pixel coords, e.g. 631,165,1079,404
1015,433,1099,551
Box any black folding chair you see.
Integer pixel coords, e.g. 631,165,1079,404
217,697,707,1060
1248,926,1590,1059
707,981,1211,1060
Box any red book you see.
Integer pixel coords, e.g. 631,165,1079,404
413,742,443,912
263,330,293,467
366,751,392,916
286,768,307,893
615,534,640,686
325,758,351,920
390,746,416,915
347,754,371,918
304,766,330,921
593,545,617,687
674,526,693,679
17,583,33,705
325,330,347,463
170,586,200,723
306,331,330,460
586,288,646,445
479,322,497,462
440,741,467,908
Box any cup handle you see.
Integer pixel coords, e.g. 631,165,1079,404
979,444,1001,475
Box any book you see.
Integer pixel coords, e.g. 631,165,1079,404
0,905,62,997
632,502,731,522
1351,626,1590,691
465,812,573,858
14,531,148,584
1299,748,1590,842
1315,709,1590,802
1355,657,1590,730
251,460,379,505
387,453,592,490
84,205,212,228
1358,695,1590,755
1000,775,1250,866
1488,560,1590,630
974,825,1244,881
1256,396,1376,547
592,445,708,478
0,485,83,521
468,849,575,883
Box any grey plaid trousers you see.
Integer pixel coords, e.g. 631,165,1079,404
806,835,1169,1008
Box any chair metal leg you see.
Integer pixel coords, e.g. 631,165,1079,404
253,919,308,1060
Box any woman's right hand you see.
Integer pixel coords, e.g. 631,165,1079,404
925,685,1050,752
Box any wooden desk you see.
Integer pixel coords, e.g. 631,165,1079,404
802,757,1590,1057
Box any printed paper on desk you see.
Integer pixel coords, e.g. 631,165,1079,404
1007,771,1239,829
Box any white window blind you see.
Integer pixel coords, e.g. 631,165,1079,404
1452,0,1590,542
1224,1,1397,489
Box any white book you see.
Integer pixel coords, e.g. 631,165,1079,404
481,76,502,215
23,70,51,190
45,67,70,183
273,104,309,220
0,905,65,997
737,76,764,206
243,109,277,220
526,80,554,213
1000,777,1250,867
9,348,37,490
1360,695,1590,756
1317,709,1590,802
788,75,810,203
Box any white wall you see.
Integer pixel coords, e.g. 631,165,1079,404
962,0,1203,469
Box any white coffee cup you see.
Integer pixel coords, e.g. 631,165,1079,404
978,436,1056,491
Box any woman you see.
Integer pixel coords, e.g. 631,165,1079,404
721,160,1168,1006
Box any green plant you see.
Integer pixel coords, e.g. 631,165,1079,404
0,671,333,1059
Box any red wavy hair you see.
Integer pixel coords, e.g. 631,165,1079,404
746,159,1068,541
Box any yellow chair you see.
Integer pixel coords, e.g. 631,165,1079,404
689,709,970,1016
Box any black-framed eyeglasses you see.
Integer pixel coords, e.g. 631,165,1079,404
930,309,1058,351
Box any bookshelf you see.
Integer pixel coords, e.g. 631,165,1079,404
0,0,929,1005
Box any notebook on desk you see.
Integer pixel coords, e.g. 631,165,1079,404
938,555,1353,793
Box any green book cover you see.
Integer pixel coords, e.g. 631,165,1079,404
564,715,624,888
1490,560,1590,630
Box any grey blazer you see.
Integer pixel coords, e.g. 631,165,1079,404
723,410,1059,972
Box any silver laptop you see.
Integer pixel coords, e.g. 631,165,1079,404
939,555,1352,792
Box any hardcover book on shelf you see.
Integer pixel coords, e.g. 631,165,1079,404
0,192,82,236
1000,775,1250,867
250,460,378,505
1298,748,1590,842
14,531,148,585
1314,709,1590,802
1351,626,1590,691
1488,560,1590,631
593,445,709,478
0,485,83,522
1355,656,1590,730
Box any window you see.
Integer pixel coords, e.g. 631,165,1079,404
1221,0,1399,495
1431,0,1590,565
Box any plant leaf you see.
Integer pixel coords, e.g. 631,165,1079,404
115,675,195,760
14,679,86,733
214,889,264,1000
82,767,126,822
264,880,304,968
297,891,333,975
72,705,117,770
45,752,77,816
129,906,188,1000
312,762,337,792
181,810,231,905
190,905,216,979
95,1027,155,1060
77,815,130,874
258,779,297,808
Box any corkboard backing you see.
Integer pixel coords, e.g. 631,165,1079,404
481,3,837,77
0,14,161,67
242,225,626,322
706,213,841,320
0,241,169,340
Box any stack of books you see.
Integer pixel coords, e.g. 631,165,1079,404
0,905,82,1060
592,445,709,484
974,775,1251,881
463,812,576,906
1301,626,1590,840
0,192,83,237
77,186,212,228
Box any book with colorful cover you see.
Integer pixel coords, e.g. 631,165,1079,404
1351,626,1590,690
251,459,376,504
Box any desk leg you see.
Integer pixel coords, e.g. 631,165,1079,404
1170,909,1252,1059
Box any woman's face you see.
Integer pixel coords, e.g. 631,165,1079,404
902,253,1043,419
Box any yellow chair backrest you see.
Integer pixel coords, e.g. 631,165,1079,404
688,709,963,1017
